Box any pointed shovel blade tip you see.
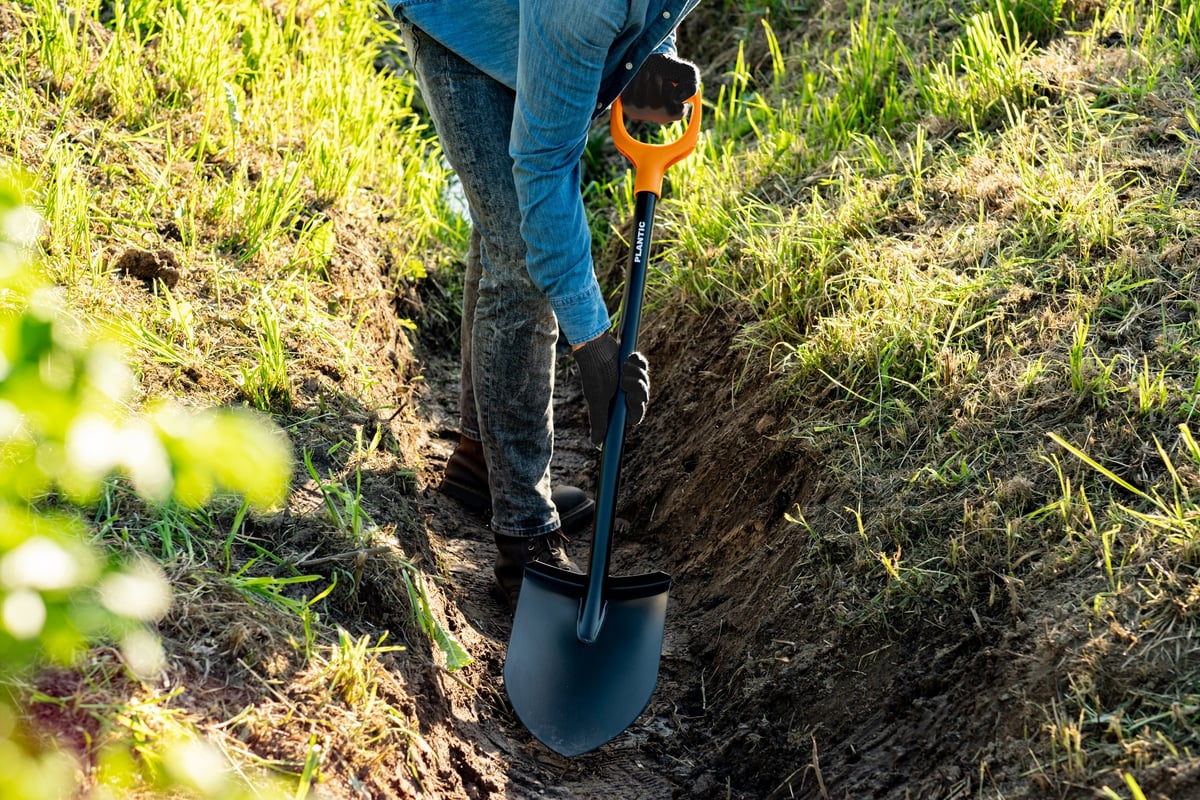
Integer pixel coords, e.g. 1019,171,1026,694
504,565,671,757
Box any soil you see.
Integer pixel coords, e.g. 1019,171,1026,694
378,316,988,800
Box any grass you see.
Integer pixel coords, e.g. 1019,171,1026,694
5,0,1200,795
660,0,1200,790
3,0,461,795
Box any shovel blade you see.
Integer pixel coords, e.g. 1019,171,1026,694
504,563,671,757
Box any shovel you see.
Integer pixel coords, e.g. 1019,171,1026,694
504,91,702,757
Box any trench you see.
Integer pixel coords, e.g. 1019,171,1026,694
369,271,1052,799
387,323,714,798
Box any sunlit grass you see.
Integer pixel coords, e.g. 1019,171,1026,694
4,0,460,794
641,0,1200,790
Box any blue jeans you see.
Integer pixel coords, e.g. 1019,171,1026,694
402,23,561,537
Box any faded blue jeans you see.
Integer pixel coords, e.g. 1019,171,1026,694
402,23,561,537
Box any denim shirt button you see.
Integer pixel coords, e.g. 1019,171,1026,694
663,10,671,17
625,62,633,70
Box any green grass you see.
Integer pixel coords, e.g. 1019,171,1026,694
653,0,1200,790
2,0,458,795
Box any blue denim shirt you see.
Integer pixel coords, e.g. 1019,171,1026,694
388,0,699,345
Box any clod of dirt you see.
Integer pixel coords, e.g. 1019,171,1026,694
113,247,181,289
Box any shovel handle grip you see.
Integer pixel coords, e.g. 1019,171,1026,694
610,92,702,197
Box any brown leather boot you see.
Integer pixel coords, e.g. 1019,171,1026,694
441,435,594,534
493,529,575,613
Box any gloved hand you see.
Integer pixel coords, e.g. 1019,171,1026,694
620,52,700,124
574,332,650,445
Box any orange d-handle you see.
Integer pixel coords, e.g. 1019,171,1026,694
610,91,702,197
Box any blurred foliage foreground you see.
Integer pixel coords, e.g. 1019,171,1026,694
0,173,292,799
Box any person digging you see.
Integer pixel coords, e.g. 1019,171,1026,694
387,0,701,612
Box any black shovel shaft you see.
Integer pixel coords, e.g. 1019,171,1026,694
577,190,657,644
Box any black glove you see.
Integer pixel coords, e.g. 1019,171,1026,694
620,52,699,124
575,333,650,445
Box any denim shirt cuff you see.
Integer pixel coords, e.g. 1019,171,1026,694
550,281,612,346
651,30,677,56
